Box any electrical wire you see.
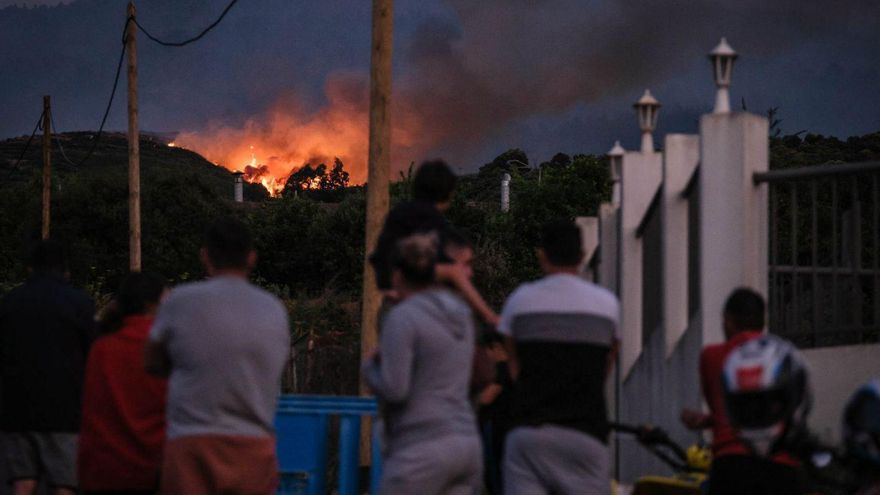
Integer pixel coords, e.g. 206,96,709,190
10,110,45,170
133,0,239,47
74,20,130,168
13,0,238,171
49,112,77,167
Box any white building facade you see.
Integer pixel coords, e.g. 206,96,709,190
590,39,880,481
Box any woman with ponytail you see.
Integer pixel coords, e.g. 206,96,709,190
78,273,169,495
363,232,482,494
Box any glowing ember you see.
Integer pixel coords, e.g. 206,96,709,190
167,142,177,147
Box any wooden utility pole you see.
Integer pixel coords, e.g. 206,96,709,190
41,96,51,240
126,2,141,272
361,0,393,384
360,0,393,465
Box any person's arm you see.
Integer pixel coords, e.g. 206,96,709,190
144,340,171,377
435,263,499,327
681,349,714,430
145,293,175,377
76,297,97,355
363,311,416,403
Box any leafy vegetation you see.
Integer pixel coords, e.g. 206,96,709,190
1,129,878,390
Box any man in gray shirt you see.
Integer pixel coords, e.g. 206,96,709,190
146,218,290,495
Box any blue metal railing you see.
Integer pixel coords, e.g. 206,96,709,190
275,395,382,495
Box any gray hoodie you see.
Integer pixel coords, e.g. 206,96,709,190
364,288,477,452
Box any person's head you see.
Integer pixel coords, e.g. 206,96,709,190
28,239,67,276
391,232,438,296
537,218,583,274
723,287,765,339
100,272,168,334
445,228,474,281
413,160,457,211
200,217,257,276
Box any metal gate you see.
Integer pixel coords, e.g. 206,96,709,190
754,161,880,348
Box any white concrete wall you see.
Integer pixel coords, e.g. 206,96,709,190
619,151,663,375
576,216,599,277
802,344,880,443
698,113,768,346
599,203,619,293
662,134,700,358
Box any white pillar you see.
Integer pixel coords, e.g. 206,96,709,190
575,216,599,278
501,173,511,212
699,112,768,346
234,173,244,203
598,203,619,293
662,134,700,357
641,132,654,154
619,150,663,375
714,87,730,114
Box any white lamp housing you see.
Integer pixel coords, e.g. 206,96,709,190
709,37,738,114
634,90,661,153
233,172,244,203
607,140,625,205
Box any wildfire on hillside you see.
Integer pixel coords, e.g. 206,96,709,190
171,74,426,197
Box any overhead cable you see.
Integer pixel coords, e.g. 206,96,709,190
133,0,239,47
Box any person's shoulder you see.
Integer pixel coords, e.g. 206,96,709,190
234,282,288,326
700,342,727,365
581,281,620,313
164,280,211,303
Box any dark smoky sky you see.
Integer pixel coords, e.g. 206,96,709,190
1,0,878,172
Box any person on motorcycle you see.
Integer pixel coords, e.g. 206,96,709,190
680,289,802,495
843,379,880,495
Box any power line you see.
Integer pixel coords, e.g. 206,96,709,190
133,0,239,47
10,110,45,170
74,20,129,168
49,112,77,167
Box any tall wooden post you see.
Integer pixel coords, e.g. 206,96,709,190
126,2,141,272
41,96,51,240
360,0,393,465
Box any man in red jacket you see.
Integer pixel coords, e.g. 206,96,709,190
681,288,801,495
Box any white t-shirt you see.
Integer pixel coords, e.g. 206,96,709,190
150,276,290,439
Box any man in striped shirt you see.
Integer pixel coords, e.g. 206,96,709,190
499,219,620,495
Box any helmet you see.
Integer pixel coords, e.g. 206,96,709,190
842,379,880,470
722,334,810,455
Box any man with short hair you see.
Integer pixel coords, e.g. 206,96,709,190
146,217,290,495
681,287,801,495
0,240,95,495
499,219,620,495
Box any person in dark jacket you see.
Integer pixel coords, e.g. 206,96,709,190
0,240,95,495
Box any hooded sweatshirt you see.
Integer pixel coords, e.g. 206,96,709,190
364,288,477,452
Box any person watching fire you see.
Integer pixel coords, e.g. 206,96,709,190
369,160,498,326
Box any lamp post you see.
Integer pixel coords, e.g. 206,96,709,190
709,37,737,114
634,89,660,153
501,173,511,212
233,172,244,203
607,140,624,205
506,159,541,185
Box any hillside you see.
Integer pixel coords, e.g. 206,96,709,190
0,131,268,201
0,131,269,293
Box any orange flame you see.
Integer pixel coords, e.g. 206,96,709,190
173,74,427,196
